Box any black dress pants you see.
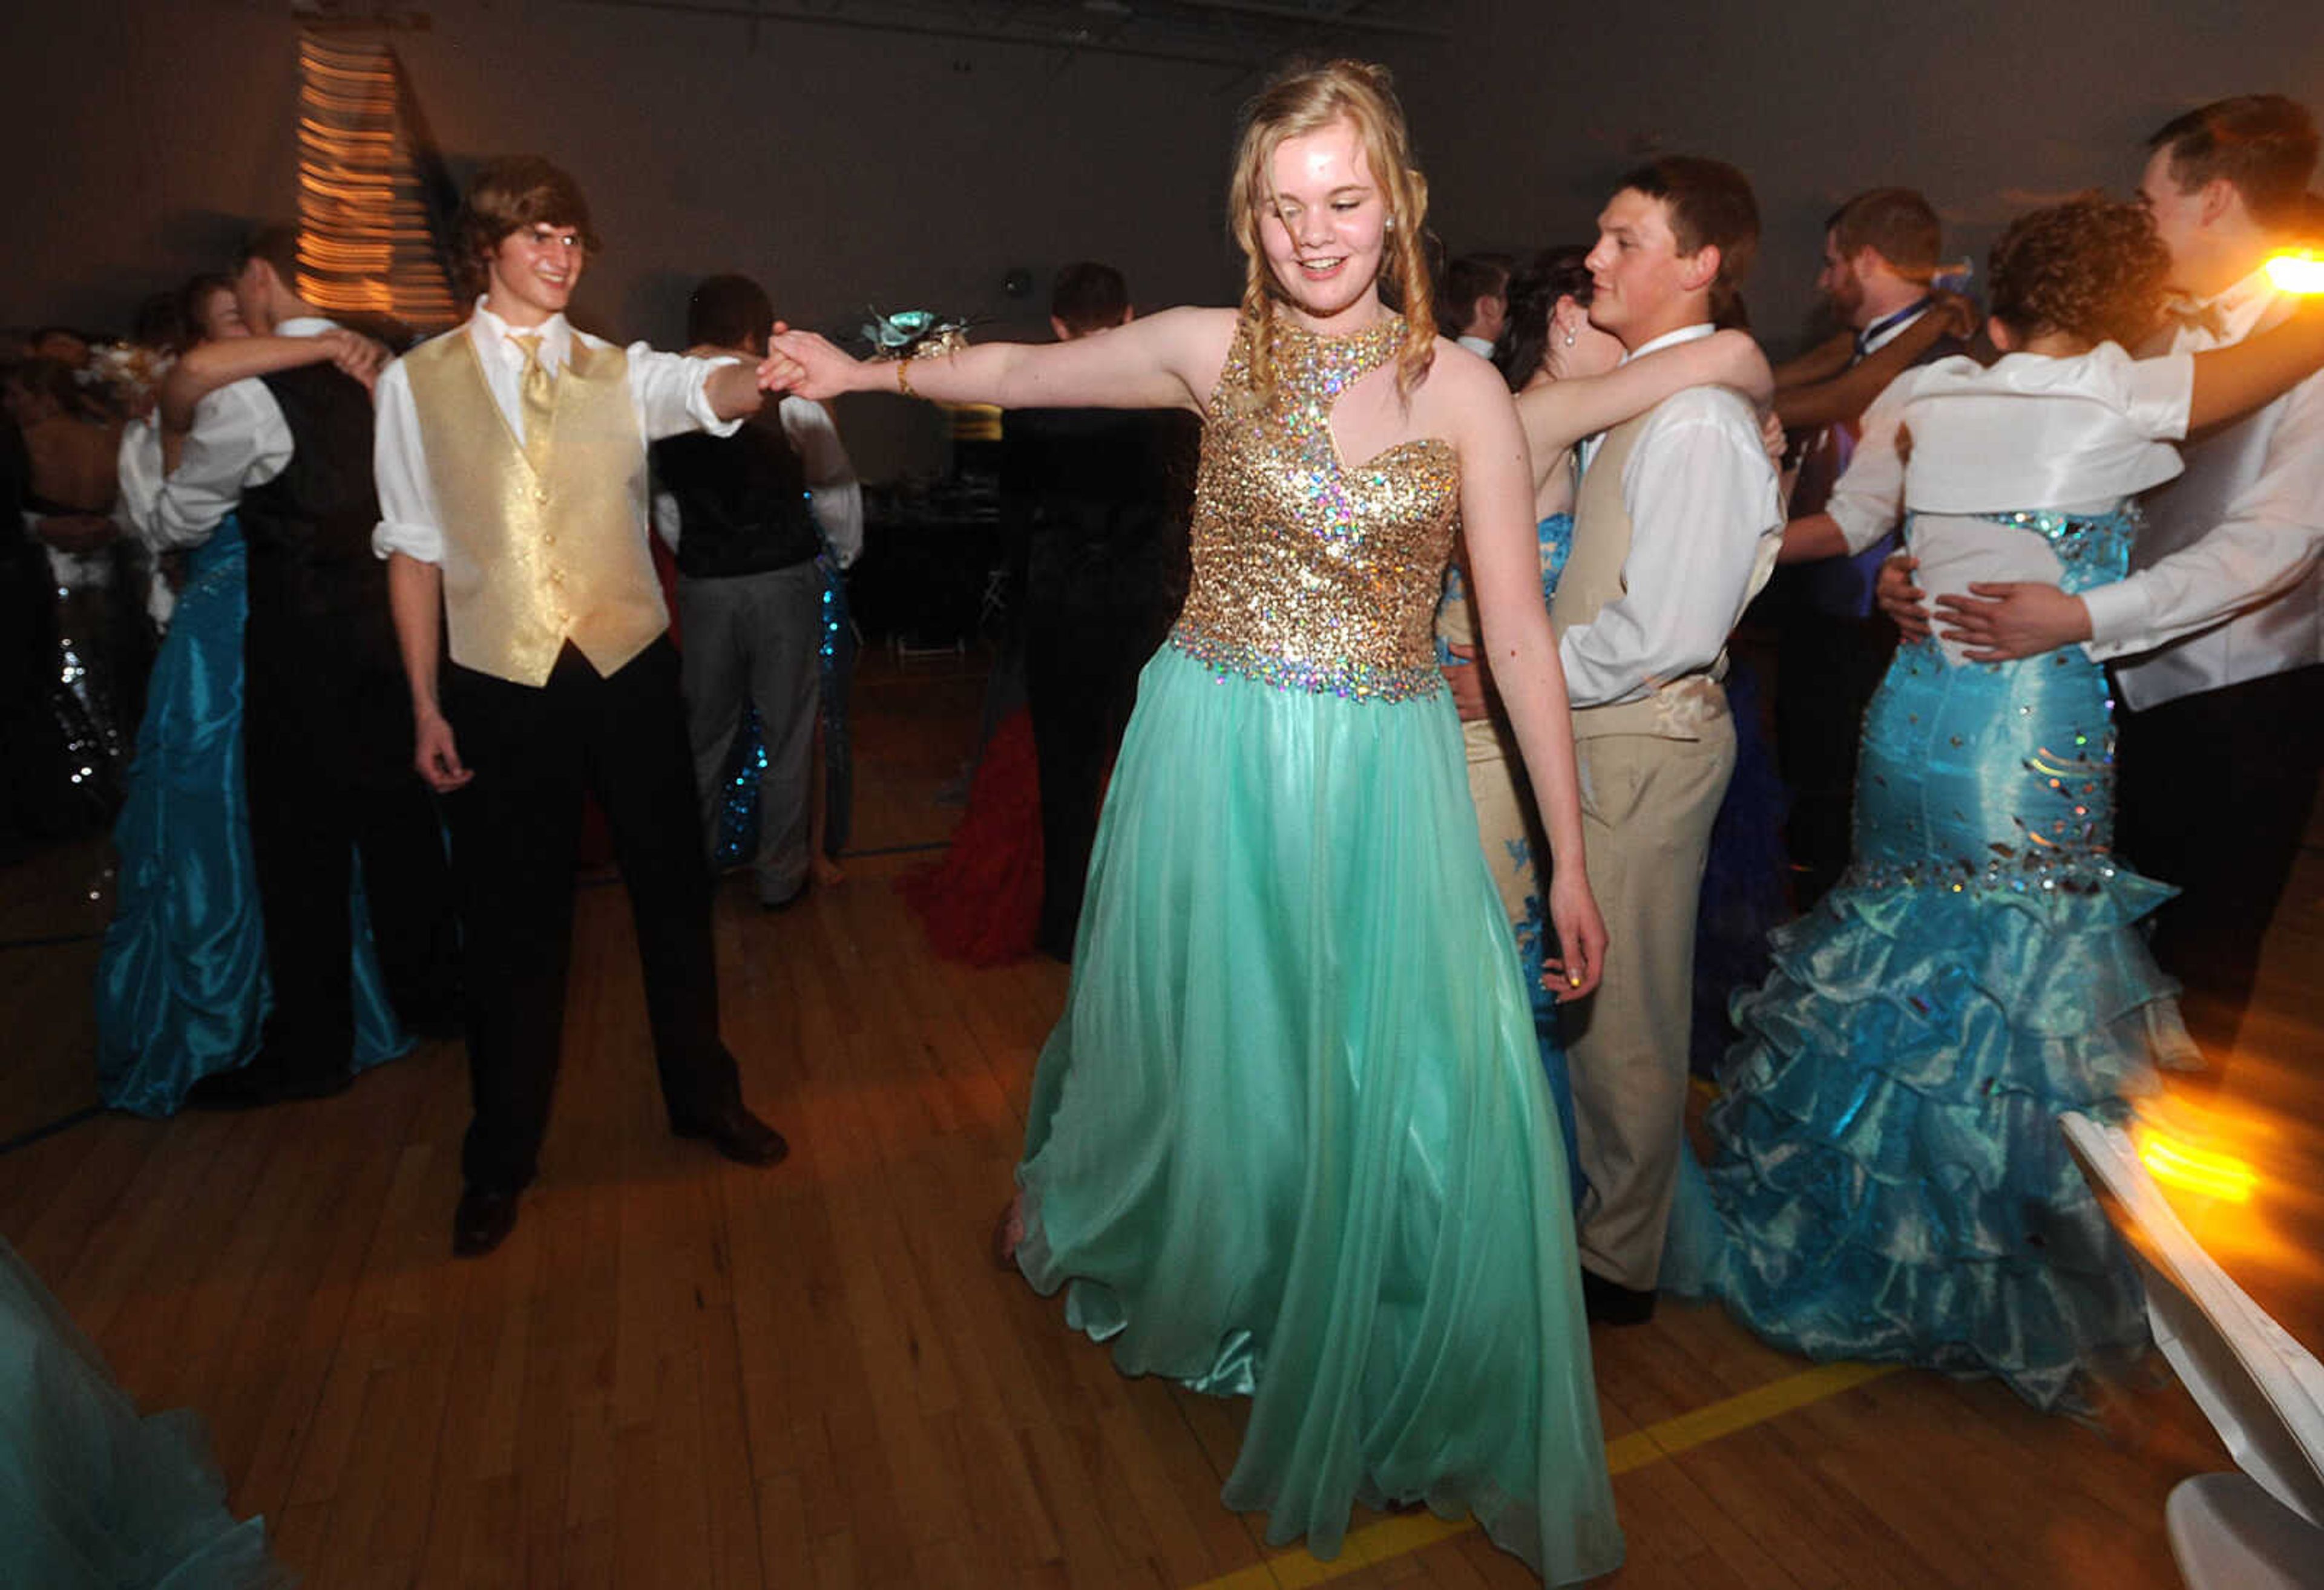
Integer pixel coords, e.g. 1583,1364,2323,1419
442,638,741,1193
243,615,456,1078
2116,662,2324,1061
1776,610,1896,909
1022,531,1181,961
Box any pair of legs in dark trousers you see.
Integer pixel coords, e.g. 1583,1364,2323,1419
1775,610,1896,910
243,616,458,1080
2116,662,2324,1064
1022,534,1180,962
442,638,742,1195
677,563,821,905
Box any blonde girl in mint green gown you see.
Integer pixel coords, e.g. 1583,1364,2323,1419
769,60,1657,1584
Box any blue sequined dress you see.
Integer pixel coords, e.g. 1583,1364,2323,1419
1666,504,2194,1411
1017,317,1621,1582
93,517,407,1117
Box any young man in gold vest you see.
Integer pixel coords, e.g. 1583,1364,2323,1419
1555,158,1785,1323
374,157,788,1257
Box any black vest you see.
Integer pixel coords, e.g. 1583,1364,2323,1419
238,362,398,672
652,414,819,581
1001,408,1198,617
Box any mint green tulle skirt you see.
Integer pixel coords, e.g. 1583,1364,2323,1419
1016,644,1622,1584
1,1240,286,1589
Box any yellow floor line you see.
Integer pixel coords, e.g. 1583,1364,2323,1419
1183,1359,1900,1589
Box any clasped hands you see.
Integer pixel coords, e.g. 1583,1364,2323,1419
751,322,854,401
1873,555,2092,661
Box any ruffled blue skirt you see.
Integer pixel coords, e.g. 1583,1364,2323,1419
1667,635,2193,1411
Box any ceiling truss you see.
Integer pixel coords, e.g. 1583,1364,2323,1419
570,0,1449,71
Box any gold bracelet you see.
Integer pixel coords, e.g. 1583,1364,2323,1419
894,358,916,399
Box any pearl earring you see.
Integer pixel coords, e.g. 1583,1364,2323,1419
1564,330,1576,347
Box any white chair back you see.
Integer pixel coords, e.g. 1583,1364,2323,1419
2061,1111,2324,1589
2061,1112,2324,1524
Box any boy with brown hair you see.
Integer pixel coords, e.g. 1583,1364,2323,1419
375,156,789,1257
1557,155,1785,1323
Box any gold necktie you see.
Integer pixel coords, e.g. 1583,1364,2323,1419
510,332,555,469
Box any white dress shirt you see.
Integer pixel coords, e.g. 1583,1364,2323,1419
2082,264,2324,698
651,396,864,568
371,298,743,565
1826,343,2196,667
1456,333,1498,361
114,416,166,547
152,315,340,551
1558,323,1785,708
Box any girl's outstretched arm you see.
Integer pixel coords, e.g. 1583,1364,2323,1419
1513,327,1770,463
159,329,382,434
766,306,1236,415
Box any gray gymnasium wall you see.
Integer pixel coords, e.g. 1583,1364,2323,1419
6,0,2320,476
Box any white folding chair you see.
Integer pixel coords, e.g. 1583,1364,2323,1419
2061,1111,2324,1589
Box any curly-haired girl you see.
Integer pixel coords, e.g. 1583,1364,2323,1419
1662,196,2324,1410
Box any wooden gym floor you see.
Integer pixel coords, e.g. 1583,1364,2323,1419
2,648,2319,1589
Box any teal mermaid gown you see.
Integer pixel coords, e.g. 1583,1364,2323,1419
94,517,407,1117
1666,506,2193,1412
0,1237,286,1588
1015,318,1621,1583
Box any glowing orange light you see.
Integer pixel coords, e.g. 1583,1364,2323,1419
293,34,459,327
2135,1129,2258,1203
2263,250,2324,296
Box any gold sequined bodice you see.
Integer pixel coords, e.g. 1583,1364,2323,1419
1170,315,1459,700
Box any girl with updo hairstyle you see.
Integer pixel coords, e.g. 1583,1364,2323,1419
1664,196,2324,1413
767,57,1630,1580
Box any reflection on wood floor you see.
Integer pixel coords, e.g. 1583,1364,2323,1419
1,647,2317,1589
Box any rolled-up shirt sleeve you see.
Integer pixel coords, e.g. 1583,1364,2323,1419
628,345,745,443
780,397,863,566
371,358,447,564
2084,368,2324,658
1558,389,1782,707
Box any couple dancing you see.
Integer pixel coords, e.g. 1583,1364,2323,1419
99,241,459,1117
769,59,1784,1583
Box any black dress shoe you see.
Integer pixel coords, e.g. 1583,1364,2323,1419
674,1104,790,1167
400,1001,467,1043
453,1186,521,1257
1581,1268,1658,1327
183,1056,353,1111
